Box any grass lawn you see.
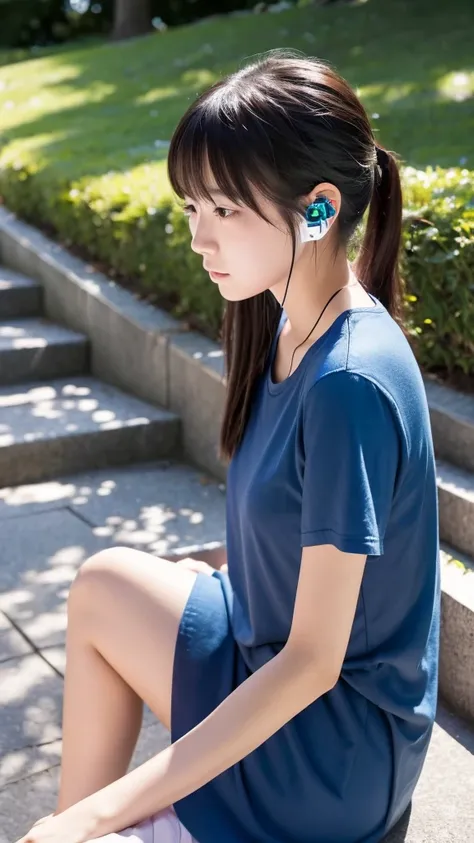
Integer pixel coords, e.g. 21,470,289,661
0,0,472,187
0,0,472,383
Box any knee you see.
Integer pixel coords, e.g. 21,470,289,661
69,546,131,607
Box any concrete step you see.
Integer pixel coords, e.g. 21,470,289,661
0,460,472,842
383,705,474,841
439,544,474,723
0,376,181,486
437,459,474,558
0,318,89,385
0,460,226,651
425,376,474,473
0,266,42,319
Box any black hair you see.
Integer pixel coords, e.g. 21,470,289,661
168,50,403,461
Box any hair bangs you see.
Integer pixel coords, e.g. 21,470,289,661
167,103,276,223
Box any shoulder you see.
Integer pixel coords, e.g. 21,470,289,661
302,370,404,452
304,369,397,418
302,308,424,446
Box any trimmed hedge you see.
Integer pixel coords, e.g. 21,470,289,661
402,167,474,378
1,157,472,380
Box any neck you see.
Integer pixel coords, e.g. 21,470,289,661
272,246,357,345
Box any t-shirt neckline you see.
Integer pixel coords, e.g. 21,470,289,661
267,293,385,395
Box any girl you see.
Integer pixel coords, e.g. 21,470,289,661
18,50,440,843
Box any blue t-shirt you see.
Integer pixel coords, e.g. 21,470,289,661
224,293,440,835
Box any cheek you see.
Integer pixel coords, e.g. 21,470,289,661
230,224,291,292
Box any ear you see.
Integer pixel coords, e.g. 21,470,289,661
299,183,340,243
304,182,341,217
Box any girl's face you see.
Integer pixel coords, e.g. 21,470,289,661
183,186,297,302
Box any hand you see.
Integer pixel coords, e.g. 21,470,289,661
176,557,215,576
33,814,54,827
14,809,94,843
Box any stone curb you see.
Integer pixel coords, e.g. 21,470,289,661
0,207,227,481
1,206,473,721
424,377,474,474
440,547,474,724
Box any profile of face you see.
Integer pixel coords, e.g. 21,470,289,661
183,179,340,302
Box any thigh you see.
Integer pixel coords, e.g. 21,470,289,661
68,547,199,732
91,806,198,843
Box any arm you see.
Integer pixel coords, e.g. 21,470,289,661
61,543,366,840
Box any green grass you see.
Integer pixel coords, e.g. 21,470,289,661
0,0,472,190
0,0,472,381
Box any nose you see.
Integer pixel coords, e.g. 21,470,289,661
190,217,218,257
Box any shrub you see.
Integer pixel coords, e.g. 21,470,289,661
1,156,472,380
401,167,474,378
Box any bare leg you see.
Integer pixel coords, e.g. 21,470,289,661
55,547,197,814
55,614,143,813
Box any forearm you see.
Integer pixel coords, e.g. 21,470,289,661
80,646,330,837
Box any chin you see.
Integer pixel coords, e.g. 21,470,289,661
220,291,257,303
219,281,270,303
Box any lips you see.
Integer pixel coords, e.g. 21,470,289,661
206,268,230,282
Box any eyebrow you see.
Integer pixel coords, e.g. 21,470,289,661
207,188,229,198
184,188,227,198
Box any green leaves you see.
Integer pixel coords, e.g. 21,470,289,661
401,165,474,378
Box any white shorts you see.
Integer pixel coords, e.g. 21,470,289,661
93,806,199,843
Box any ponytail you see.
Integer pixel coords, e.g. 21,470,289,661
355,147,404,322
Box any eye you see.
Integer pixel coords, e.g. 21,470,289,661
182,204,196,217
214,207,235,219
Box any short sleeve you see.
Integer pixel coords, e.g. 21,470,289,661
300,371,400,556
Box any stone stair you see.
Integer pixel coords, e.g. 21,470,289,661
0,264,473,842
0,269,181,487
425,377,474,562
422,377,474,725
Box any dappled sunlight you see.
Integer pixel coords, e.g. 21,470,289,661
136,85,180,106
65,467,221,555
0,324,48,349
0,480,77,508
50,79,116,105
356,81,418,106
0,511,98,651
0,465,225,674
1,78,116,125
81,159,171,208
0,739,61,786
0,130,71,166
88,500,207,551
190,347,224,363
0,650,64,786
1,587,70,642
1,655,59,710
356,69,474,110
0,462,226,556
0,381,154,446
180,68,218,88
437,70,474,102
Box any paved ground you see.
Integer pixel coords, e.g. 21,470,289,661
0,462,473,843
